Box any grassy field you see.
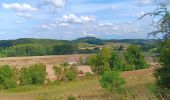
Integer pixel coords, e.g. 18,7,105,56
0,67,156,100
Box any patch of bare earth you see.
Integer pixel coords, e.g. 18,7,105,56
0,54,90,67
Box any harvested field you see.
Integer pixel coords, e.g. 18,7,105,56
0,54,90,67
0,54,90,80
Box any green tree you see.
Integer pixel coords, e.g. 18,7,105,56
99,71,125,93
141,4,170,99
155,40,170,88
124,45,148,70
88,47,112,75
109,51,123,71
53,43,77,55
1,44,52,57
140,4,170,39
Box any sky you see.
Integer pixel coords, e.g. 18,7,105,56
0,0,169,40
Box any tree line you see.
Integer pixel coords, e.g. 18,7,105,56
0,43,100,57
0,38,157,57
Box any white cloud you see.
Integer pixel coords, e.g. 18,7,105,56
41,0,65,8
2,3,38,12
58,14,96,24
39,24,51,29
137,11,146,17
58,23,69,26
83,32,95,37
98,22,113,26
18,13,32,18
137,0,153,5
2,3,37,18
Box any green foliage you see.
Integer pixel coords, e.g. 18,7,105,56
19,67,32,85
53,64,78,81
65,71,77,81
1,44,53,57
122,63,135,71
84,72,94,80
140,4,170,39
99,71,125,93
88,46,149,75
74,37,105,45
77,48,99,54
65,66,77,81
155,39,170,89
19,64,46,85
53,65,63,80
124,45,148,70
109,51,123,71
62,62,70,67
67,95,77,100
0,65,18,89
53,43,77,55
0,38,158,57
88,48,112,75
141,4,170,99
29,64,46,85
2,79,17,89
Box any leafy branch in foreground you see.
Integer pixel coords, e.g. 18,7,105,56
140,4,170,39
140,3,170,99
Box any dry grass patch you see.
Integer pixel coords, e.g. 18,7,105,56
0,68,157,100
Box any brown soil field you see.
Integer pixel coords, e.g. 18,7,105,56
0,54,90,80
0,54,90,67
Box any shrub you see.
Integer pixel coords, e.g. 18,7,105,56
67,95,77,100
84,72,94,80
122,63,135,71
99,71,125,94
61,62,69,67
2,79,17,89
30,64,46,84
19,63,46,85
53,65,63,80
66,71,77,81
0,65,18,89
19,67,32,85
65,66,77,81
